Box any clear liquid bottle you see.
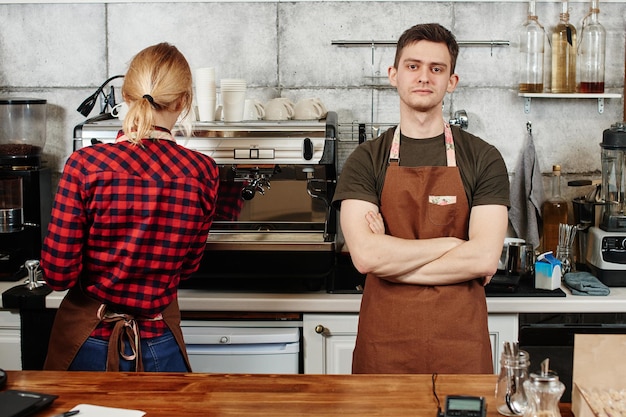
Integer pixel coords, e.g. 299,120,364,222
551,0,577,93
519,0,546,93
542,165,568,255
577,0,606,93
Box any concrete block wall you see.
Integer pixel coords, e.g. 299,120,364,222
1,1,625,207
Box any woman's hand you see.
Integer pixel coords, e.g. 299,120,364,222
366,211,385,235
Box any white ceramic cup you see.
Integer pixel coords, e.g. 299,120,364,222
294,98,327,120
264,98,295,120
243,99,265,120
195,67,215,84
222,90,246,122
111,102,129,120
220,79,246,122
196,98,216,121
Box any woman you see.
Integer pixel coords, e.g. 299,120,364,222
41,43,219,372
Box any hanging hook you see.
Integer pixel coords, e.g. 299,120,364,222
526,121,532,134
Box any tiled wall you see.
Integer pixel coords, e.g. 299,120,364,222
1,1,625,204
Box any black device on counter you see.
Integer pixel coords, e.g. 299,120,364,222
439,395,486,417
0,389,58,417
0,368,6,389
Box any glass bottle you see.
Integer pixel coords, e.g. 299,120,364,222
551,0,577,93
542,165,568,255
523,359,565,417
519,0,546,93
577,0,606,93
496,345,530,416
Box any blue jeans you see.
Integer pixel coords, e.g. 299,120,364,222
69,329,189,372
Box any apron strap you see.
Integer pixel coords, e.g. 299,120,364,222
389,120,456,167
98,305,165,372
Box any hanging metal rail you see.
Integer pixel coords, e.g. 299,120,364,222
331,40,510,47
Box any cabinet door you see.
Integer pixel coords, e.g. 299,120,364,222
303,314,358,374
304,313,519,375
488,313,519,373
0,309,22,370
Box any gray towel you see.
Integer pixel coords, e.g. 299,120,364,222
509,128,544,249
564,271,611,296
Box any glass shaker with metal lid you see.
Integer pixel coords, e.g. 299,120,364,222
522,359,565,417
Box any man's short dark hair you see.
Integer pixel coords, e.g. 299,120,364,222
393,23,459,73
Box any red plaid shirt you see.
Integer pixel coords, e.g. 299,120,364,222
41,131,219,339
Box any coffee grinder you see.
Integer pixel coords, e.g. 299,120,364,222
0,98,51,281
586,122,626,286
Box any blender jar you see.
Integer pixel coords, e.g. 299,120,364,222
0,98,47,164
600,122,626,231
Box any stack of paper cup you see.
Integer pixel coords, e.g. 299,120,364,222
220,79,247,122
195,67,216,121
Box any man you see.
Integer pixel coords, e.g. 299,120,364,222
332,23,510,374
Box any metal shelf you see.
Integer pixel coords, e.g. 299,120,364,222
518,92,623,114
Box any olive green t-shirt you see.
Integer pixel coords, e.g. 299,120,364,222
332,125,510,210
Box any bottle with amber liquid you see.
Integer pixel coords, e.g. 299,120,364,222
577,0,606,93
519,0,546,93
542,165,569,255
551,0,577,93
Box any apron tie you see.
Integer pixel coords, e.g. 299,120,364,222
97,304,163,372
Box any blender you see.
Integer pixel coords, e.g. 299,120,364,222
586,122,626,286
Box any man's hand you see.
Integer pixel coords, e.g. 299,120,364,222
366,211,385,235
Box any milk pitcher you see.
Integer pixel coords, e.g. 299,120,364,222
495,342,530,416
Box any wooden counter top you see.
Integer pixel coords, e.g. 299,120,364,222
6,371,573,417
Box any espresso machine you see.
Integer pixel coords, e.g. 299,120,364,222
586,122,626,286
0,98,52,281
74,112,338,291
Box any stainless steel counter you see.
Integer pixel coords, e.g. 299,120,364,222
3,281,626,314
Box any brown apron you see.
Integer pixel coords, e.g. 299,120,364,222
44,284,191,372
352,122,493,374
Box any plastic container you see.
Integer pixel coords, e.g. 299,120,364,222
0,98,47,162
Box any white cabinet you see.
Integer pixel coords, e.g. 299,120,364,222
303,313,518,374
303,314,358,374
488,313,519,371
0,309,21,370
